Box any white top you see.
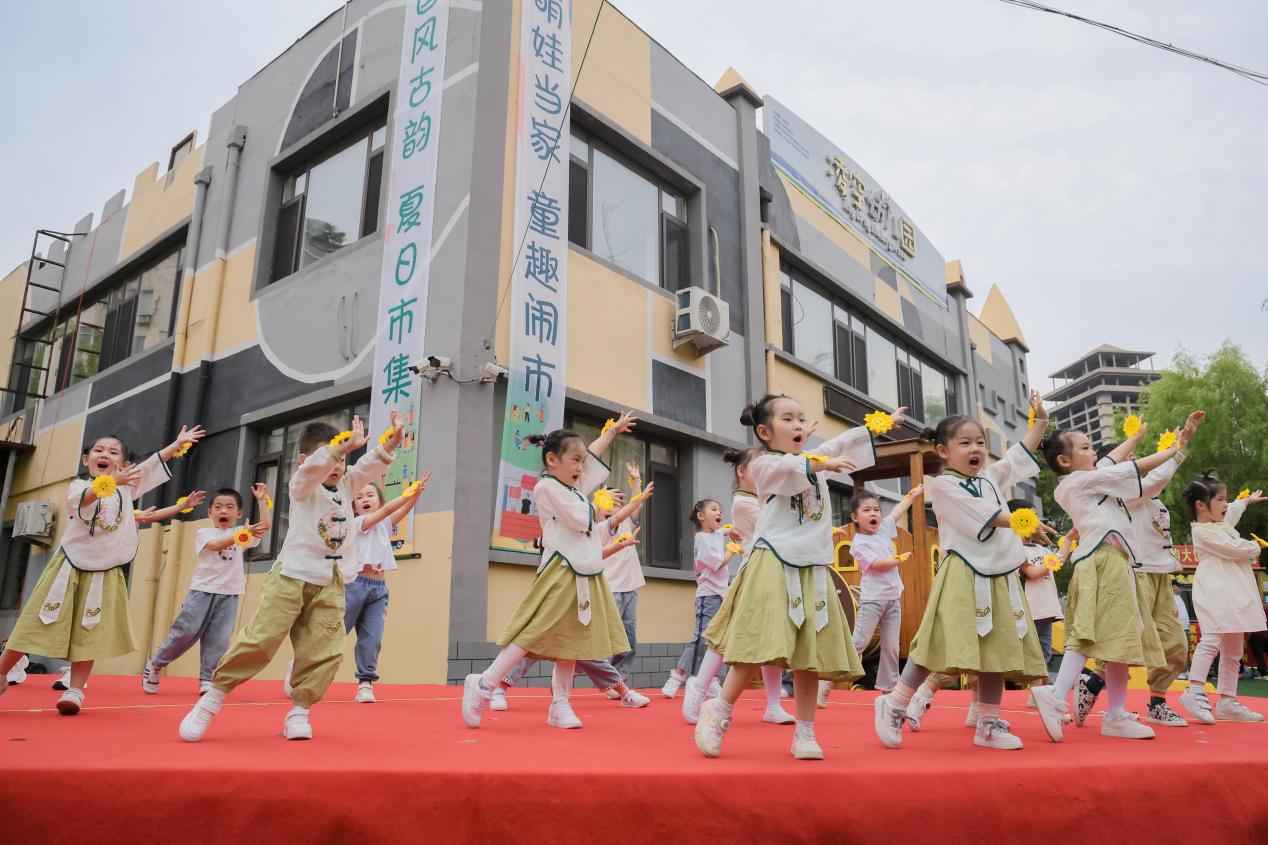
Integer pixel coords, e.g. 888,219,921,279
354,515,398,574
693,529,729,598
191,526,260,595
1097,454,1187,574
1021,543,1063,620
60,453,171,572
1054,459,1145,565
1174,593,1190,632
929,442,1042,576
279,444,394,586
603,515,644,593
853,515,903,602
750,427,876,567
535,451,610,576
1190,498,1266,633
731,492,759,554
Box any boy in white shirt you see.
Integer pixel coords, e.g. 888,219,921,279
143,484,271,695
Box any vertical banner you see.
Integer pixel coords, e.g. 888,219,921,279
490,0,572,553
370,0,450,553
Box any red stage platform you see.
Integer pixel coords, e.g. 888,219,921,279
3,675,1266,844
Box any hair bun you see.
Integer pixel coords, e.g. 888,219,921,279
918,427,936,442
738,406,756,427
722,447,744,465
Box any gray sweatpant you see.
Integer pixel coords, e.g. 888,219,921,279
151,590,239,682
852,598,902,691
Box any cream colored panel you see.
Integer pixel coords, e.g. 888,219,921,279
873,278,904,324
566,250,648,409
968,316,993,365
778,173,872,268
572,0,651,144
119,144,205,262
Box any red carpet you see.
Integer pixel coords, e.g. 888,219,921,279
3,675,1266,844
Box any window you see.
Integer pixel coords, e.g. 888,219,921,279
0,527,31,611
833,304,868,392
250,399,370,558
566,411,682,570
789,279,834,377
896,350,924,421
272,124,386,282
568,129,689,290
866,330,899,409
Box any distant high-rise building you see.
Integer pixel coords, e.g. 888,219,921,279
1044,345,1161,448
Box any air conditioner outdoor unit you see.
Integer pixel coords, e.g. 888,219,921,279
672,286,730,354
13,499,55,547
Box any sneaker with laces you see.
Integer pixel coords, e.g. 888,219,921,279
1178,686,1215,725
682,675,708,725
1215,697,1265,722
490,687,508,711
283,660,294,698
141,659,161,695
461,674,494,728
905,685,934,732
56,688,85,715
694,698,731,758
179,689,224,742
816,680,831,709
661,672,685,699
547,699,583,729
355,681,375,703
962,700,980,729
1029,684,1067,742
1147,700,1188,727
791,725,824,760
974,717,1023,750
873,694,906,749
198,680,213,696
1101,710,1155,739
6,655,29,685
620,689,650,708
283,706,313,740
1074,673,1101,727
763,703,796,725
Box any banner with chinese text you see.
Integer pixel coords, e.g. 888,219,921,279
490,0,571,553
370,0,450,553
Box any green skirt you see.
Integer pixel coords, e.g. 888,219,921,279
907,556,1048,682
703,548,862,681
497,559,630,661
1064,545,1166,667
6,550,137,661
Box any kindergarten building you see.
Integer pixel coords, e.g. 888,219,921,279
0,0,1034,688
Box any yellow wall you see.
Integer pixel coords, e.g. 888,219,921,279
119,143,204,262
0,264,26,387
778,172,872,268
572,0,651,144
177,243,260,367
761,231,783,348
566,250,650,407
766,355,846,440
968,314,993,365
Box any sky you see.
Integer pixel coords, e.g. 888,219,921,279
2,0,1264,387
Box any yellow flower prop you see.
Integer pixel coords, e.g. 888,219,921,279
1250,533,1268,549
592,489,615,511
133,509,142,519
864,411,894,435
614,533,633,544
1236,489,1250,501
263,494,274,511
91,475,117,499
177,496,194,514
726,541,743,554
800,453,827,462
1027,406,1036,430
722,523,734,531
601,418,616,435
378,426,394,446
330,431,352,449
173,441,192,458
1155,431,1177,453
232,528,254,548
1122,415,1141,438
404,480,423,497
897,552,912,561
626,475,636,489
1043,554,1063,572
1008,508,1039,539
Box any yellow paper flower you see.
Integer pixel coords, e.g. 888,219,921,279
897,552,912,561
91,475,117,499
1236,489,1250,501
626,475,636,489
864,411,894,435
722,523,734,531
614,532,633,544
264,494,274,511
330,431,352,448
592,489,615,511
1155,431,1177,452
800,453,827,462
1250,533,1268,549
173,441,192,458
378,426,394,446
404,480,423,497
1008,508,1039,538
1043,554,1063,572
726,541,743,554
232,528,254,548
1122,415,1141,437
601,418,616,435
133,509,142,519
177,496,194,514
1027,406,1036,430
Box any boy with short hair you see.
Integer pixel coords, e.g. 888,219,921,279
143,484,271,695
179,413,401,742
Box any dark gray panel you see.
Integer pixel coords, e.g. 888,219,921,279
870,253,897,288
281,31,358,152
652,360,707,430
757,131,799,250
89,344,174,407
899,298,923,340
198,346,333,434
83,380,175,479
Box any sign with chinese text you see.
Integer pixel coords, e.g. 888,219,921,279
490,0,571,553
765,96,948,308
370,0,450,553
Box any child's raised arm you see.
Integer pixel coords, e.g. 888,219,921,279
589,411,637,457
361,472,428,532
1021,391,1048,454
346,413,401,492
603,527,640,559
137,490,205,526
1103,421,1148,465
889,484,924,523
159,424,206,463
251,483,273,533
609,481,654,528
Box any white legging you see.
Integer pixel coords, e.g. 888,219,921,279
1189,632,1243,697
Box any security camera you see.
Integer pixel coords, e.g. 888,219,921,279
408,355,453,380
427,355,452,370
480,361,509,384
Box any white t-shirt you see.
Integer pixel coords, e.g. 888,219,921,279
852,516,903,602
1021,543,1063,621
603,516,644,593
353,515,398,578
693,529,729,598
190,526,259,595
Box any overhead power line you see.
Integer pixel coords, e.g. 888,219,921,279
998,0,1268,87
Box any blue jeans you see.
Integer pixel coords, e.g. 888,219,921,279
676,594,723,676
503,656,624,690
343,576,389,683
610,590,639,681
151,590,239,683
1034,617,1055,667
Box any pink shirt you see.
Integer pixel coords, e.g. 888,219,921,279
693,529,729,598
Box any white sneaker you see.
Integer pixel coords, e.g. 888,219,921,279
620,689,650,708
461,674,493,728
283,660,294,698
52,667,72,690
682,675,708,725
974,717,1023,750
816,680,831,709
547,699,582,729
791,725,824,760
780,686,792,699
963,700,980,728
179,689,224,742
1101,710,1155,739
763,703,796,725
490,687,508,711
283,706,313,740
1178,686,1215,725
873,694,906,749
56,688,85,716
605,687,621,700
707,677,722,698
1215,697,1265,722
1146,700,1188,727
6,655,29,685
661,672,685,699
1026,689,1036,709
141,659,161,695
1029,684,1067,742
694,698,731,758
905,685,934,732
355,681,375,703
198,680,213,696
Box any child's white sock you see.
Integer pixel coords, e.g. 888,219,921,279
1104,662,1129,717
551,660,575,703
714,697,734,717
696,649,724,689
761,664,785,707
794,719,815,739
1051,649,1087,700
977,702,1001,723
890,680,917,709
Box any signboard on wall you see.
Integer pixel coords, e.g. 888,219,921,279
765,95,948,308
